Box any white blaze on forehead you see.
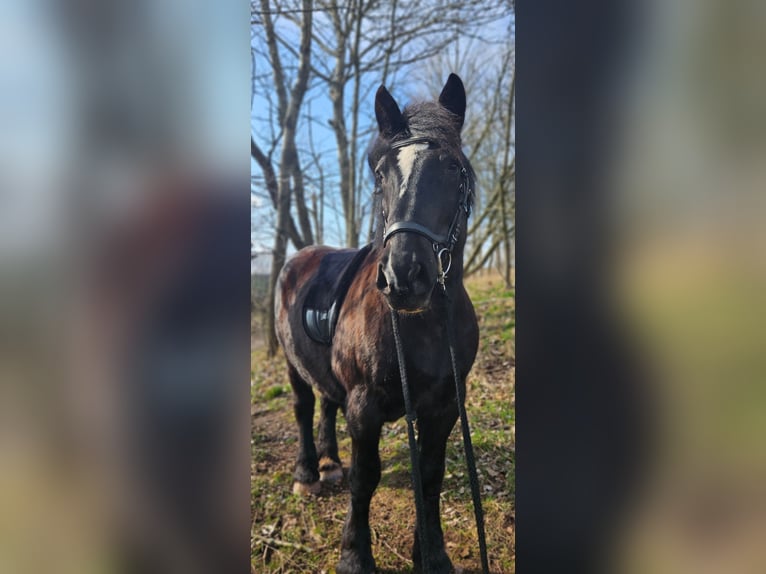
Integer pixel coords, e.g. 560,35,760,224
396,143,429,198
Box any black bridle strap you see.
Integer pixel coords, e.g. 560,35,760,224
383,221,447,247
390,309,432,574
390,136,435,150
446,293,490,574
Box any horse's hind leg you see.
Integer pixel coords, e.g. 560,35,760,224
287,365,320,495
317,396,343,483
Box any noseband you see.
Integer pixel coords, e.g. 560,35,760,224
382,137,474,288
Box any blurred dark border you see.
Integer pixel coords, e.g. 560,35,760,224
0,2,252,573
515,1,653,572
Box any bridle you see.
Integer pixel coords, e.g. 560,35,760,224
381,136,474,289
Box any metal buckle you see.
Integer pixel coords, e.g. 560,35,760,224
436,247,452,290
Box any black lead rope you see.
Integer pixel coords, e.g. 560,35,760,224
445,294,490,574
391,298,490,574
390,309,431,573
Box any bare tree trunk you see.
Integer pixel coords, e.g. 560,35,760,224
466,235,504,276
330,86,355,246
262,0,314,357
380,0,398,86
499,72,515,289
291,164,315,246
349,0,364,247
326,2,356,247
510,231,515,289
266,165,292,357
306,101,325,245
318,175,325,245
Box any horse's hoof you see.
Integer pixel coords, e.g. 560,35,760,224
413,552,454,574
336,553,376,574
319,457,343,483
292,480,321,496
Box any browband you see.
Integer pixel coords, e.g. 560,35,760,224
390,137,436,150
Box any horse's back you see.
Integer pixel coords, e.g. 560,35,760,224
275,245,334,318
275,245,362,401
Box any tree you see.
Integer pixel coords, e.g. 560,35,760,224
253,0,314,356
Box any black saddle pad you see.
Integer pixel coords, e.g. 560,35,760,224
303,243,372,345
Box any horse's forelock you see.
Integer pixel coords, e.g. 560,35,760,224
404,102,477,193
402,102,462,148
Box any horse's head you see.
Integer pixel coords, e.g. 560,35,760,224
369,74,474,312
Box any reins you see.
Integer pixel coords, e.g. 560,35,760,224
390,289,489,574
390,308,432,572
445,292,490,574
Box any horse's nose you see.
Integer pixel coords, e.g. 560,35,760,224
376,258,430,308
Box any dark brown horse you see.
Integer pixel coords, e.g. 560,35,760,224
275,74,478,574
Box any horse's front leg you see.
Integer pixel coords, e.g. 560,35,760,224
337,389,383,574
412,404,459,573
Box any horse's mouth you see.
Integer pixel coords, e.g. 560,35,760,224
393,305,428,315
385,291,433,314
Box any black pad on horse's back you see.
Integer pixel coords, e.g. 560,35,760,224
303,244,372,345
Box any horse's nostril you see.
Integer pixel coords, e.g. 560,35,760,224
409,262,431,296
376,263,388,290
407,263,421,285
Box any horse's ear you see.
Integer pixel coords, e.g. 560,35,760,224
375,85,406,137
438,73,466,131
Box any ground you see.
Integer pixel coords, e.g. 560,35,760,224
251,271,515,573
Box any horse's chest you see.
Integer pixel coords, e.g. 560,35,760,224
334,317,444,370
401,338,452,379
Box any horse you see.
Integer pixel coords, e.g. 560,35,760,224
275,73,479,574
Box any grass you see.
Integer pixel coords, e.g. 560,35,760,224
251,270,514,573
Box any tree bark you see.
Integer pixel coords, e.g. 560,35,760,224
499,72,515,288
263,0,314,357
327,0,357,247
